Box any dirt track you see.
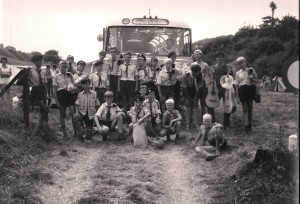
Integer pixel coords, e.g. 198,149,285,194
35,135,213,204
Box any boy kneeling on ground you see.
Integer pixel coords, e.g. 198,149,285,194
94,91,124,141
74,78,100,141
193,113,227,161
160,98,182,144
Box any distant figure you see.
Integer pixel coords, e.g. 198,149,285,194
159,38,179,55
90,50,110,74
0,57,12,88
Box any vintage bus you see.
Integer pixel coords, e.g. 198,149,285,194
98,16,193,68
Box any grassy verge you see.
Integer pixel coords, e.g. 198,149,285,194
206,90,298,204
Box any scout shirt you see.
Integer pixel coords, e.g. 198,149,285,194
128,106,150,124
90,60,110,74
108,58,120,76
235,67,258,87
28,66,47,87
53,72,74,91
90,71,110,89
75,89,100,119
162,109,182,126
143,98,161,118
137,65,153,82
95,102,121,121
118,63,138,81
156,67,181,86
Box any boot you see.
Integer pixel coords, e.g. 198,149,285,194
166,134,171,142
223,113,230,129
85,128,93,142
184,109,191,129
192,108,199,129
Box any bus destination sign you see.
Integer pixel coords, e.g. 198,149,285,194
132,18,169,25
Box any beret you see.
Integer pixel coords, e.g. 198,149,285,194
31,54,43,62
134,95,144,102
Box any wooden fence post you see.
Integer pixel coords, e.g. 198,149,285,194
22,69,30,128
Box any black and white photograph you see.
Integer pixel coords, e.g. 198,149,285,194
0,0,299,203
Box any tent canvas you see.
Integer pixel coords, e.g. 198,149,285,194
273,76,287,92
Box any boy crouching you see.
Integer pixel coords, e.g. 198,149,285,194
160,98,182,144
94,91,124,141
74,78,100,141
194,114,227,161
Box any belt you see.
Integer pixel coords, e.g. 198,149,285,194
94,87,106,90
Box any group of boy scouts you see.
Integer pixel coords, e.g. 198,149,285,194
25,47,235,161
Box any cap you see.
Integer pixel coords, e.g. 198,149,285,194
165,99,174,104
139,85,147,90
31,54,43,62
104,91,114,97
146,88,154,95
59,60,69,67
134,95,144,102
167,51,176,58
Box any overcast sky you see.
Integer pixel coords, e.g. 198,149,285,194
0,0,299,62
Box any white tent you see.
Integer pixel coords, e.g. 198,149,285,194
273,76,287,92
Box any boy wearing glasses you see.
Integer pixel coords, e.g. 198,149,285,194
94,91,124,141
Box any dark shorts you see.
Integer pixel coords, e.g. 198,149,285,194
120,80,136,97
79,113,94,128
238,85,256,102
161,85,175,99
185,86,208,108
109,75,118,92
95,88,107,104
30,86,46,105
99,120,113,130
209,138,227,151
57,89,75,106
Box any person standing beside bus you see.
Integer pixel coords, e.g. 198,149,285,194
149,56,161,101
156,58,181,110
136,54,153,88
0,57,12,90
108,47,121,105
235,56,258,132
117,52,138,111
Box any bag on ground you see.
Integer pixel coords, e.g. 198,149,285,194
133,123,148,148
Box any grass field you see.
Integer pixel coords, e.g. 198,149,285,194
0,89,298,203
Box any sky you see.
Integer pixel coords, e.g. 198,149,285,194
0,0,299,62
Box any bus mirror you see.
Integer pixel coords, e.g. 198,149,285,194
97,33,103,42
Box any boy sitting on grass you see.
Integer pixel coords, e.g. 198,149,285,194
160,98,182,144
94,91,124,141
74,78,100,141
193,113,227,161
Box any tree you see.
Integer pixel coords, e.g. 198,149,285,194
261,1,279,27
43,50,60,65
270,1,277,20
